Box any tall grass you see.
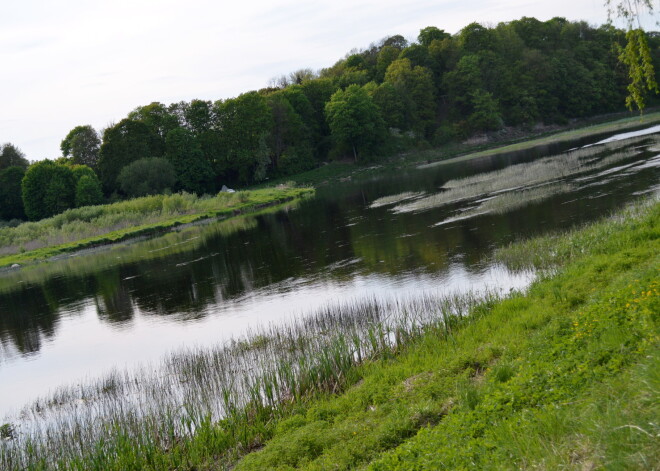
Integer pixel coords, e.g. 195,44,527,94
494,195,660,271
0,186,312,261
391,135,654,214
0,290,500,470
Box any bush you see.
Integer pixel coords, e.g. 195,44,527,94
75,175,104,207
0,166,26,220
117,158,177,197
21,160,76,220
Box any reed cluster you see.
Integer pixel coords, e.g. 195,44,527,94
0,290,498,470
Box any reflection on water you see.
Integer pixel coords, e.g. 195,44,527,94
1,127,659,418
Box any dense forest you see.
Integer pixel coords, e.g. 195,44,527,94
2,17,659,223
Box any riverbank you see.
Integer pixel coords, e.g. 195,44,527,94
2,197,657,470
0,186,313,268
269,110,660,187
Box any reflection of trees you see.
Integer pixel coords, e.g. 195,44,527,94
94,269,135,324
0,286,58,354
2,141,656,356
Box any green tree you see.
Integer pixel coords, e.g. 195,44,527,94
418,26,450,47
468,89,503,131
325,84,387,162
0,143,28,170
384,58,437,137
214,92,273,184
21,160,76,220
182,99,213,135
165,128,215,194
97,119,158,194
0,166,26,220
68,165,104,207
375,45,401,82
75,175,104,207
619,29,658,113
370,82,407,130
606,0,658,113
117,157,177,197
60,125,100,168
128,102,181,154
267,93,314,174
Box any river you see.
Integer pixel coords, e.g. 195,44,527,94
1,126,659,420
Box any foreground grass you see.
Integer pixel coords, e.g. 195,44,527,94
1,199,657,470
233,202,658,470
0,186,313,268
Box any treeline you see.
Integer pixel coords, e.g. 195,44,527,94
2,17,658,223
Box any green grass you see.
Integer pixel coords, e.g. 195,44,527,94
2,199,657,470
258,111,660,190
416,110,660,169
234,199,659,471
0,186,313,268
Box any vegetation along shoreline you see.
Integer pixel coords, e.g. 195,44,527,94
1,196,657,469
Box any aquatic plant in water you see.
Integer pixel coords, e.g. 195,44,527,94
390,135,657,217
0,289,502,469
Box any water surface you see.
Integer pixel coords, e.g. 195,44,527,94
1,127,658,418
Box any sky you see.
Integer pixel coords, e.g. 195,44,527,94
0,0,625,160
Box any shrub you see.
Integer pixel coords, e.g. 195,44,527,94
117,158,177,197
21,160,76,220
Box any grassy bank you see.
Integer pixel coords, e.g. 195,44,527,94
0,186,313,268
268,111,660,188
1,198,657,469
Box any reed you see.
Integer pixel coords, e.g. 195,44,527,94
0,290,498,470
0,186,313,266
392,135,656,215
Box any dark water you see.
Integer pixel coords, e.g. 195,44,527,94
1,128,659,417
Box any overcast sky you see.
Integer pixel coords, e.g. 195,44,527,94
0,0,622,160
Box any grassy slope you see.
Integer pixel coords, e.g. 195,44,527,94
0,186,312,268
233,201,659,470
265,111,660,188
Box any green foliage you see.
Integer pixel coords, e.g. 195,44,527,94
370,82,407,130
0,197,656,470
619,29,659,113
417,26,450,47
384,58,436,137
75,175,104,207
267,93,315,175
214,92,274,184
165,128,215,194
117,157,177,198
0,143,28,170
97,119,160,194
325,84,387,161
468,89,503,132
0,185,313,266
60,125,100,168
237,201,659,470
69,164,97,181
21,160,76,220
0,166,26,220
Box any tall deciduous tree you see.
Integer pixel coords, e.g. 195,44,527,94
214,92,273,184
0,166,26,220
165,128,215,194
97,119,157,194
21,160,76,220
384,58,437,137
60,125,100,168
0,143,28,170
325,84,386,162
